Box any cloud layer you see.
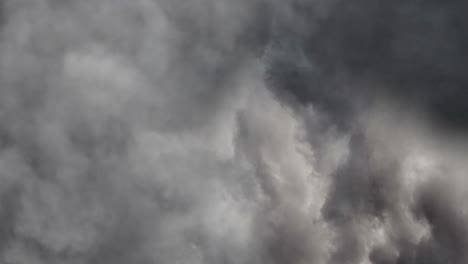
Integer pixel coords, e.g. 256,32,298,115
0,1,467,264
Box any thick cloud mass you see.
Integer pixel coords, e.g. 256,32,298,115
267,0,468,132
0,1,467,264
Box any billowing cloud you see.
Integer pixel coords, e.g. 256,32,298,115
0,1,467,264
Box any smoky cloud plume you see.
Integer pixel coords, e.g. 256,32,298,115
0,0,467,264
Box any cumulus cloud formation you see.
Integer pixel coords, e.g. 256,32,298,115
0,0,467,264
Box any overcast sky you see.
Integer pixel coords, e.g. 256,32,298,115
0,0,467,263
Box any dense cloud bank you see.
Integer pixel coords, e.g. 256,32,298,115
0,0,467,263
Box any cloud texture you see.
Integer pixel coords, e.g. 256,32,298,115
0,0,467,263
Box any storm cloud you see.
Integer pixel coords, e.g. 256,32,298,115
0,0,467,264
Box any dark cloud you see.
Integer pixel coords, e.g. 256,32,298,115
265,1,468,263
267,0,468,132
0,0,467,264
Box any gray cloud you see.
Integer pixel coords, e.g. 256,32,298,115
1,0,467,264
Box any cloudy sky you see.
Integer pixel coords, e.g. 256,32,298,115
0,0,467,263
